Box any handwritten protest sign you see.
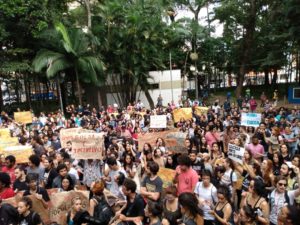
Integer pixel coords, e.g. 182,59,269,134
165,132,187,153
3,189,117,225
0,128,11,138
157,168,176,188
14,111,33,124
49,190,89,225
150,115,167,129
241,113,261,127
172,108,192,123
138,130,178,151
72,133,104,160
59,128,82,148
194,106,209,117
4,145,33,163
228,143,245,164
0,137,19,153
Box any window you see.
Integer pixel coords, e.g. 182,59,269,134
293,88,300,99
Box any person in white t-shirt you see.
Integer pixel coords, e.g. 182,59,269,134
194,170,217,225
269,171,300,225
220,158,237,202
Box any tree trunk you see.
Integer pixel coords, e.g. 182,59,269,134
235,0,257,97
84,0,92,30
75,68,83,106
272,69,278,84
144,88,154,109
0,79,3,109
264,69,269,85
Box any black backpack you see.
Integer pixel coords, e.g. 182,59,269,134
92,196,114,224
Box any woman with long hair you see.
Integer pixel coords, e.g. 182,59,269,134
122,154,137,179
241,178,269,225
178,192,204,225
261,159,274,191
272,152,284,176
66,197,83,225
145,201,163,225
209,185,233,225
59,175,75,192
162,186,181,225
234,205,258,225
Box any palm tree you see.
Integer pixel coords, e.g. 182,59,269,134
33,22,105,105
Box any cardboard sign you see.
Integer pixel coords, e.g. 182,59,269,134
150,115,167,129
241,113,262,127
173,108,192,123
14,111,33,124
0,137,19,153
59,128,82,148
165,132,187,153
228,143,245,164
49,190,89,225
194,106,209,117
72,133,104,160
138,130,178,151
157,168,176,189
0,128,11,138
4,145,33,163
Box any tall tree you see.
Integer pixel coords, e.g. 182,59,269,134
32,22,105,105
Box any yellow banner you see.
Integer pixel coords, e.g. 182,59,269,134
0,137,19,153
4,145,33,163
14,111,33,124
0,128,11,138
194,106,209,117
172,108,192,123
157,168,176,189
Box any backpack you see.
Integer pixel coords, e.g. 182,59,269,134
93,196,114,224
268,190,291,208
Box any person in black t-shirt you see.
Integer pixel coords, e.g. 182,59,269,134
13,166,28,192
23,173,50,209
18,196,43,225
117,178,145,225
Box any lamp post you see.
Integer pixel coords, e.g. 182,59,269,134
190,52,199,100
57,72,65,113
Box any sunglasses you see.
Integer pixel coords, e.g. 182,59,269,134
278,183,287,187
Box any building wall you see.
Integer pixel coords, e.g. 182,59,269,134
106,69,182,108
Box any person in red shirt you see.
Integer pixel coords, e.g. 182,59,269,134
173,154,199,195
1,155,16,184
0,172,15,199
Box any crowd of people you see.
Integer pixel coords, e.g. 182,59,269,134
0,93,300,225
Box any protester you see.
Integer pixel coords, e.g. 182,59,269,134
17,196,43,225
162,185,181,225
0,171,15,199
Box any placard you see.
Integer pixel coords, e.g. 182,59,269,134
0,128,11,138
59,128,82,148
173,108,192,123
138,130,177,151
157,168,176,189
0,137,20,153
165,132,187,153
228,143,245,164
72,133,104,160
194,106,209,117
4,145,33,163
49,190,89,225
14,111,33,124
150,115,167,128
241,113,261,127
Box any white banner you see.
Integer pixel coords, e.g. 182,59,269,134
228,143,245,164
241,113,261,127
150,115,167,128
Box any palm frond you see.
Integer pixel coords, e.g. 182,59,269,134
32,49,65,73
